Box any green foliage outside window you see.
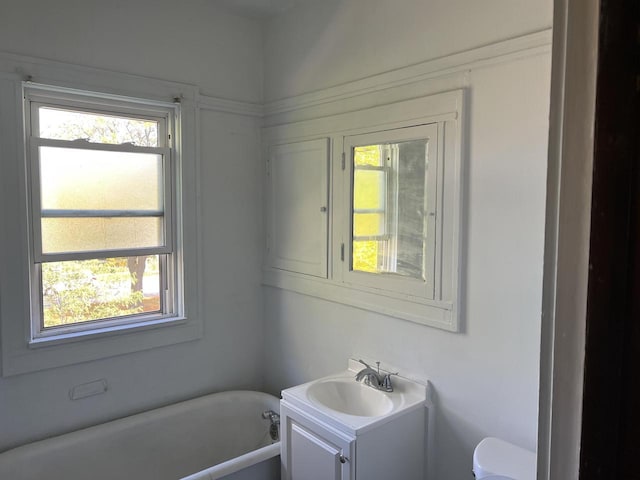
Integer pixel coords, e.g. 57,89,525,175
42,258,145,328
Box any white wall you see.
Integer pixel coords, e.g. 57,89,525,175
263,0,552,101
0,0,265,451
262,1,552,479
0,0,263,102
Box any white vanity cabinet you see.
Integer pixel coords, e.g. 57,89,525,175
280,361,431,480
281,402,355,480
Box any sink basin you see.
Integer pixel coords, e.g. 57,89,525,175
281,359,428,434
306,378,394,417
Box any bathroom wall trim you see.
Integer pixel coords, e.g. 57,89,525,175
197,94,263,117
0,52,263,118
264,29,552,117
0,29,552,121
0,51,198,103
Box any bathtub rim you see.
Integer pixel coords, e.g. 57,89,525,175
0,390,279,456
180,442,280,480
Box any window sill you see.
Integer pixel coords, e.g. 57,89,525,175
2,315,201,377
29,315,188,349
262,268,459,332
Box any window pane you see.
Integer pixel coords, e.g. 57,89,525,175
353,213,385,237
41,256,162,328
353,170,385,211
39,147,163,211
353,240,379,273
41,217,163,254
354,145,383,167
352,139,428,280
39,107,159,147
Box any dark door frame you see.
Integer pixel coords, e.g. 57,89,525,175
579,0,640,478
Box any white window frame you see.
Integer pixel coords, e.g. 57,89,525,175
25,86,183,340
0,57,202,376
343,124,439,299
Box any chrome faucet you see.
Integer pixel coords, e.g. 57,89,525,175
355,360,398,392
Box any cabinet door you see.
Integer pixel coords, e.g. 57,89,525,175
290,421,344,480
267,139,329,278
281,403,354,480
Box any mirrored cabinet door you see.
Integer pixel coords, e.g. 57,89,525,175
343,124,438,299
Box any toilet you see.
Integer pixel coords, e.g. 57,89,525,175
473,437,536,480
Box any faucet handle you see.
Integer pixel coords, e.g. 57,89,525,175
382,372,399,392
357,359,372,369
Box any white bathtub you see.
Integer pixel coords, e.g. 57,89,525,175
0,390,281,480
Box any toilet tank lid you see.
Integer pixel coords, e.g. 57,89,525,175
473,437,536,480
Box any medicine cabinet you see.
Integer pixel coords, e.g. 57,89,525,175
263,90,464,332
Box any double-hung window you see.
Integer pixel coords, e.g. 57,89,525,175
25,86,181,340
